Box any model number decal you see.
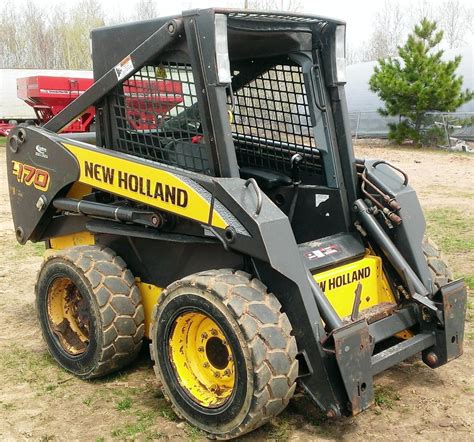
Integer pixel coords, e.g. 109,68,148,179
84,161,188,208
12,161,50,191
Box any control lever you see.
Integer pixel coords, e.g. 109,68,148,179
288,154,303,223
291,153,303,184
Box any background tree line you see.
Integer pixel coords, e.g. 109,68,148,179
0,0,471,70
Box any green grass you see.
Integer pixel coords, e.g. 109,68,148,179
1,344,57,384
111,410,164,440
0,136,6,147
374,385,400,408
184,424,203,441
267,417,293,441
464,275,474,290
116,396,133,411
425,208,474,253
13,240,45,259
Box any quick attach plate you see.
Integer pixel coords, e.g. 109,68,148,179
331,319,374,415
422,279,467,367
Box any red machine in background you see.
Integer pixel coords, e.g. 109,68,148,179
9,75,183,134
17,76,95,132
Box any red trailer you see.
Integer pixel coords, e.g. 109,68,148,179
15,75,183,133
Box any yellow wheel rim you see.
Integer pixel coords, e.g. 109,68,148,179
169,311,235,408
47,277,90,355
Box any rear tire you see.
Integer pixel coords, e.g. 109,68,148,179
150,269,298,439
36,245,144,379
422,237,453,290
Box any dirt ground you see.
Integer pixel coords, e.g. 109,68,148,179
0,140,473,441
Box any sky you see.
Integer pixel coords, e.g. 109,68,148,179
12,0,474,54
100,0,474,48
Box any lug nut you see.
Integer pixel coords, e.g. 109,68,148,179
202,362,210,368
210,329,218,336
214,371,220,378
201,332,208,339
223,369,231,376
198,346,204,352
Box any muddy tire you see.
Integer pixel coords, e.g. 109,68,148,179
150,269,298,439
36,245,144,379
422,237,453,290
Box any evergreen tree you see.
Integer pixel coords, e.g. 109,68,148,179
369,18,473,146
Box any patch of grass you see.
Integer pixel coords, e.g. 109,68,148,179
83,396,93,406
0,136,6,147
267,417,293,441
111,410,163,440
1,401,16,410
464,276,474,290
374,385,401,408
116,396,133,411
466,330,474,340
425,208,474,253
45,384,57,393
1,344,57,385
13,240,45,259
95,438,105,442
184,423,202,441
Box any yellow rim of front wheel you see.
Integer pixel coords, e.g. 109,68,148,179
169,311,235,408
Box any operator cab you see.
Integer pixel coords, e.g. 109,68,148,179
91,9,355,244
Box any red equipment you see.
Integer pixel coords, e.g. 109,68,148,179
123,79,183,130
17,76,95,132
15,75,183,133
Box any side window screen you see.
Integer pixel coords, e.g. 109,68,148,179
110,61,212,174
231,63,321,176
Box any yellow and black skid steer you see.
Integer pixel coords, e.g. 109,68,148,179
6,8,466,439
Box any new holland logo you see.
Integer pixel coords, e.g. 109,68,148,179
319,266,371,291
84,161,188,207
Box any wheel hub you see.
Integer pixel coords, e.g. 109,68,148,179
47,277,90,355
169,311,235,408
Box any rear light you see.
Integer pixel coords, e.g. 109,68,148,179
335,25,346,83
215,14,231,84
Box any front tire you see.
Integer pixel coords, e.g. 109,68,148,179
150,269,298,439
36,245,144,379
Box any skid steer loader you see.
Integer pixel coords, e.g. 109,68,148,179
6,8,467,439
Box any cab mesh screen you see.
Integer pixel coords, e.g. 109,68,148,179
110,61,211,174
231,63,321,175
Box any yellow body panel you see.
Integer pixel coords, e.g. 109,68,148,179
136,280,163,337
49,231,95,250
313,254,396,319
63,143,228,229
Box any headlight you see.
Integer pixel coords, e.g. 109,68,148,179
335,25,346,83
215,14,231,84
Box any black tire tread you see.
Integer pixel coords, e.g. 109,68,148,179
422,237,453,289
150,269,297,439
38,245,144,378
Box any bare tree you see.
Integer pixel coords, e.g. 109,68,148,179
438,0,474,49
0,1,27,68
243,0,302,12
410,0,437,24
134,0,160,21
362,1,406,61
